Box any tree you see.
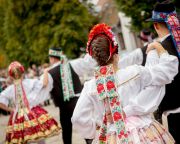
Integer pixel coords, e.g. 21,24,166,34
115,0,179,32
0,0,97,67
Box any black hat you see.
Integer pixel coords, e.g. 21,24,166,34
49,47,62,58
146,1,176,22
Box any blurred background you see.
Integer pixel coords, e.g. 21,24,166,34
0,0,179,143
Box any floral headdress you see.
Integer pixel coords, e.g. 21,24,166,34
86,23,118,61
8,61,25,80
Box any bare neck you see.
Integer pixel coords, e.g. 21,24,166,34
158,29,170,38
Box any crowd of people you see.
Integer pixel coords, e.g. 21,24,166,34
0,1,179,144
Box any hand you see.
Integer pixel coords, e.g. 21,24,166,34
44,68,49,73
146,41,166,56
146,41,160,53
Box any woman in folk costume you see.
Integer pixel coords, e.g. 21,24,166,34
0,61,60,144
71,23,178,143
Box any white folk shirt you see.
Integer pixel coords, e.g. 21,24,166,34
0,75,53,108
71,52,178,139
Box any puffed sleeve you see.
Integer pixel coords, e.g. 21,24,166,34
71,81,103,139
124,86,165,117
123,51,178,117
70,54,97,77
28,74,53,107
118,48,143,69
0,85,13,106
139,52,178,86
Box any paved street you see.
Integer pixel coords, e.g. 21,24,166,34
0,104,86,144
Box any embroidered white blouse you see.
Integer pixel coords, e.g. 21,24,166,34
0,75,53,108
71,52,179,139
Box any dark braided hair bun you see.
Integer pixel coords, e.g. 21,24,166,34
91,36,113,66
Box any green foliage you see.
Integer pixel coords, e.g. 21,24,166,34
0,0,97,67
0,50,9,68
115,0,179,32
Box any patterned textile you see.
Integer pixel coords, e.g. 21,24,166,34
48,49,61,57
95,64,128,144
94,120,175,144
152,11,180,58
127,120,175,144
60,54,74,101
5,81,60,144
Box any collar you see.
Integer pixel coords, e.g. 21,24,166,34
160,34,171,42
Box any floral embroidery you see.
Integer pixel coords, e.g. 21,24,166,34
100,67,107,75
152,10,180,58
106,80,115,91
113,112,122,121
60,54,74,101
95,64,129,144
97,84,104,94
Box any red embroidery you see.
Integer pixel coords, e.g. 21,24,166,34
113,112,122,121
97,83,104,93
107,81,115,91
100,67,107,75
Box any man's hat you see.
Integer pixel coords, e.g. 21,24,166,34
49,47,62,58
146,1,176,22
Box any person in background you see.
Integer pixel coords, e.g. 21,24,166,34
0,61,60,144
47,47,95,144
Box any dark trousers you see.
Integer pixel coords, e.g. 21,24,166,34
59,97,78,144
168,113,180,144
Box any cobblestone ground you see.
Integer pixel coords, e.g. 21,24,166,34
0,104,86,144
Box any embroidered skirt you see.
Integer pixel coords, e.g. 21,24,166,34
5,106,60,144
127,120,175,144
94,120,175,144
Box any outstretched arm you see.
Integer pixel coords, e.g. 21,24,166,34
70,54,97,77
139,42,178,86
0,86,13,112
118,48,144,69
42,68,49,87
123,42,178,117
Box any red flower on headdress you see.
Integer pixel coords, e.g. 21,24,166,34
86,23,118,60
97,83,104,94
